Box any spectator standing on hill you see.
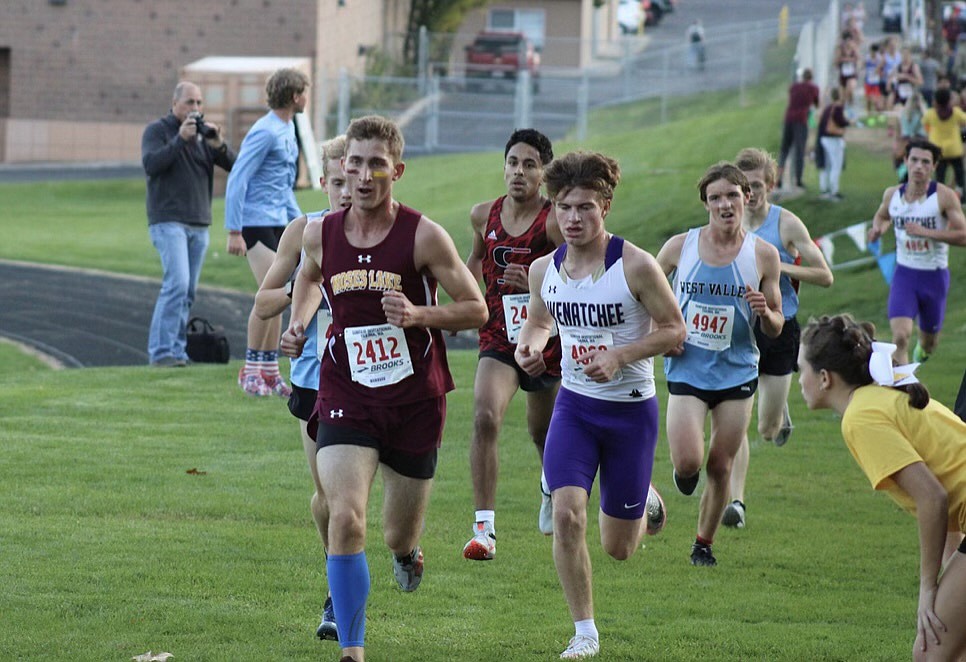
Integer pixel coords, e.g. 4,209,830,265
656,162,784,567
253,136,351,642
777,68,820,190
722,148,833,529
280,115,487,662
818,88,850,201
918,47,941,107
686,20,706,71
225,67,308,397
141,81,236,368
798,314,966,661
950,40,966,90
461,129,563,562
896,90,928,182
923,88,966,196
868,139,966,365
514,151,684,659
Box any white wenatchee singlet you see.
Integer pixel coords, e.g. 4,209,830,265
889,181,949,270
541,236,655,402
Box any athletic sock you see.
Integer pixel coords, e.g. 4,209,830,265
327,551,370,648
695,535,713,547
260,350,280,378
574,618,598,641
243,348,277,378
474,510,495,527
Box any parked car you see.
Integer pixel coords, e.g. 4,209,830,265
618,0,645,34
882,0,903,32
464,31,540,92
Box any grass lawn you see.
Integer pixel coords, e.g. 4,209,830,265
2,41,965,661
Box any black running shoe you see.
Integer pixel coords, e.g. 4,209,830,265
690,542,717,567
673,469,700,496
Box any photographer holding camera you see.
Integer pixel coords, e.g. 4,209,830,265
141,81,236,367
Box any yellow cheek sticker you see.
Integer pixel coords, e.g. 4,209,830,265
371,171,389,179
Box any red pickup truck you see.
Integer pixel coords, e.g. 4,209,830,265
464,31,540,93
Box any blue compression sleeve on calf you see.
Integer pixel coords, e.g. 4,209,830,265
327,551,370,648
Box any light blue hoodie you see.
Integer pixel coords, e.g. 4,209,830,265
224,110,301,230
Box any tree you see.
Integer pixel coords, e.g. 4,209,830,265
403,0,490,69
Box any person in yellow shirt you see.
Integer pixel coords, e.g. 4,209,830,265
923,87,966,196
798,313,966,661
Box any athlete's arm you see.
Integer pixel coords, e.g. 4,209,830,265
545,203,564,247
655,233,686,276
905,185,966,246
255,216,319,319
582,246,686,383
749,240,784,338
891,461,949,651
391,217,487,332
280,217,325,358
779,210,834,287
515,254,554,376
466,202,490,282
868,186,897,242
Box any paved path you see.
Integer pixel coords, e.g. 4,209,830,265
0,259,477,368
0,259,253,367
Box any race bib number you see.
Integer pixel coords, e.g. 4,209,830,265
897,82,913,99
903,237,931,253
343,324,413,388
684,301,735,352
315,306,333,361
561,328,621,385
840,61,856,76
502,293,530,344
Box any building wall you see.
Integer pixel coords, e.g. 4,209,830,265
0,0,319,123
0,0,393,162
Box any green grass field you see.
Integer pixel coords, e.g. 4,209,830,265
2,42,966,660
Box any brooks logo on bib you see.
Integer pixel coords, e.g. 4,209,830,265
685,301,734,352
344,323,414,388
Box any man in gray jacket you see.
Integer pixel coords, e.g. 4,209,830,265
142,81,235,366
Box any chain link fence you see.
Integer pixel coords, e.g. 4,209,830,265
315,16,825,154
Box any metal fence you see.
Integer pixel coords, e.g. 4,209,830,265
315,17,821,155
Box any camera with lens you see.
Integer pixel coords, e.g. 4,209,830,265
193,114,218,140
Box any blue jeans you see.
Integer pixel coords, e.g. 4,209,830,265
148,222,209,363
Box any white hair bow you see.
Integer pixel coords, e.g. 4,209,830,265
869,341,920,387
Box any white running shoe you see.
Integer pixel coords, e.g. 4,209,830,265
774,403,793,447
644,483,667,536
539,481,554,535
721,499,746,528
462,521,496,561
391,546,424,592
560,634,599,659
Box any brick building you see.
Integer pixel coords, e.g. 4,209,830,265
0,0,407,162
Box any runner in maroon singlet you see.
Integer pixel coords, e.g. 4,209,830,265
280,115,486,662
462,129,564,562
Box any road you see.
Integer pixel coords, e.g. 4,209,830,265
402,0,840,153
